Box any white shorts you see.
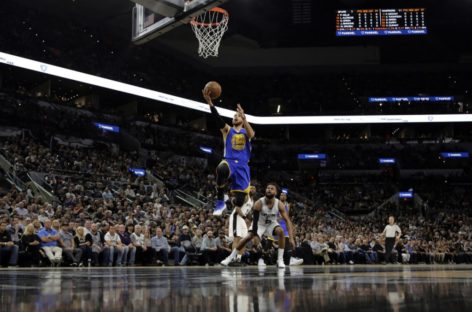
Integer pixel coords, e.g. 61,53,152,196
228,213,248,239
255,222,280,239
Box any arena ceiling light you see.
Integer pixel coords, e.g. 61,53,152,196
2,51,472,125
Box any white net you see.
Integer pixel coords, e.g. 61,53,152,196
191,7,229,58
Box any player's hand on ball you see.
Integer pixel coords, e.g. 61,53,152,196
202,89,213,106
236,104,246,120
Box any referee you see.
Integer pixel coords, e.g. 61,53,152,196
381,216,402,264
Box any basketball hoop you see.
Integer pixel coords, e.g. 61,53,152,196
190,7,229,58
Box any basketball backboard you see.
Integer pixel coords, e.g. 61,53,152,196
131,0,228,44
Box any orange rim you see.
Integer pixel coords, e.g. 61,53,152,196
190,7,229,27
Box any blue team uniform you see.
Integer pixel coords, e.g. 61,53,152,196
278,203,289,237
220,127,251,193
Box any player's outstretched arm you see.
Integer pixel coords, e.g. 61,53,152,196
203,89,230,133
278,200,295,248
237,104,255,139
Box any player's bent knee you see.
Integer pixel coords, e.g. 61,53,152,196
216,162,230,179
274,227,284,236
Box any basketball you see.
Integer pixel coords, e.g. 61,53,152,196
204,81,222,100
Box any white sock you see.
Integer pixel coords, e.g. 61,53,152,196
278,249,284,262
229,249,238,260
236,253,242,260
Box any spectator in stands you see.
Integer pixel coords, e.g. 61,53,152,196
37,208,49,224
8,216,23,244
83,220,93,235
21,223,42,266
360,239,376,264
372,238,385,263
90,223,103,266
125,185,136,199
201,230,218,266
190,228,204,264
60,223,82,266
215,229,232,263
38,219,62,266
45,204,54,219
342,238,355,265
168,233,180,264
131,225,147,265
102,187,113,200
334,236,345,264
326,237,338,264
310,235,329,265
32,219,42,233
173,225,191,266
104,225,124,266
118,224,136,266
151,227,170,266
75,226,93,266
52,219,61,232
0,220,18,266
142,226,155,265
14,201,28,217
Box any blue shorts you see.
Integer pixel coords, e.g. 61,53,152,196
221,159,250,193
279,220,289,237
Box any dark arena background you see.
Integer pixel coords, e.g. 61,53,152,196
1,0,472,311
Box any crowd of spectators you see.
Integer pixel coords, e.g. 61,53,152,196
1,129,471,267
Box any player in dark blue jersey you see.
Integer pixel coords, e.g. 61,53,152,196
278,191,303,266
203,89,255,216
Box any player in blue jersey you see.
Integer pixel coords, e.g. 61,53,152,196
278,191,303,266
203,89,255,216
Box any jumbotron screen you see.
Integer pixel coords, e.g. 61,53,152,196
336,8,427,37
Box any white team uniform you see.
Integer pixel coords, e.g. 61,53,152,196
228,197,253,239
255,197,281,239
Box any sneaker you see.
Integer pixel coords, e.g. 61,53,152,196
258,258,267,267
277,260,286,269
289,257,303,266
213,200,227,216
220,257,232,266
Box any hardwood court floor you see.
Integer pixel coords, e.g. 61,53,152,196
0,264,471,311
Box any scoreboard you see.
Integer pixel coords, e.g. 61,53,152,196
336,8,427,36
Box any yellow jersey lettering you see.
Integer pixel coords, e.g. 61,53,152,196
231,134,246,151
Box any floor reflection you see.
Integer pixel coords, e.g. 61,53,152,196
0,266,471,312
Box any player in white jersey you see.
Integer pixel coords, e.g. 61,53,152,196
228,186,255,261
221,182,295,268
